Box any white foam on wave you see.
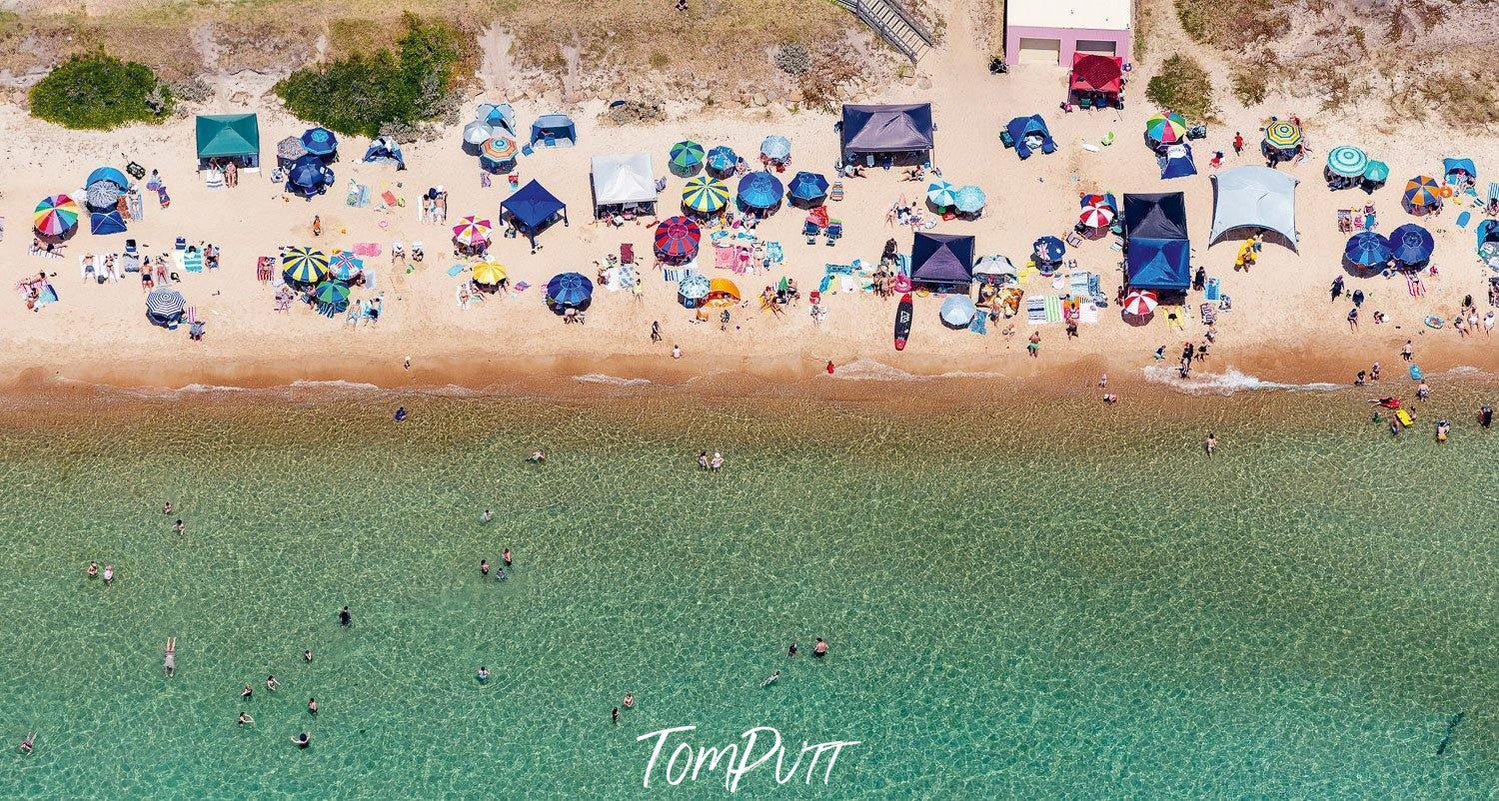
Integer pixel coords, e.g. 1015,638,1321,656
574,373,652,387
830,359,1005,382
1142,365,1343,396
288,379,383,392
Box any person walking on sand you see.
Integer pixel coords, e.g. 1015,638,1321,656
671,344,682,360
1232,132,1244,156
1347,307,1359,330
1330,275,1344,301
1371,362,1381,382
1401,340,1413,361
1204,433,1218,456
312,215,322,238
1027,331,1041,357
650,321,661,343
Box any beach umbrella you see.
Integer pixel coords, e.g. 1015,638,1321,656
939,295,977,327
300,127,338,157
463,121,493,146
973,254,1017,283
145,288,185,319
1033,235,1066,263
452,215,493,247
329,251,364,281
471,262,507,286
654,216,702,261
1264,121,1302,151
1362,160,1390,184
1388,223,1434,265
1122,289,1159,317
1078,203,1115,230
954,185,987,214
760,135,791,161
85,180,123,211
276,136,309,164
678,273,710,307
1326,146,1368,178
1145,112,1187,145
1402,176,1441,209
737,171,784,210
706,145,738,173
787,171,830,203
281,247,329,284
682,175,729,213
545,272,594,308
926,180,957,208
86,167,129,189
705,277,740,307
314,280,350,308
1343,231,1392,268
669,140,705,173
1080,192,1116,210
34,194,81,238
480,136,518,164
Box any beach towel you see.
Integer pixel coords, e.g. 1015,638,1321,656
1079,304,1100,324
1026,297,1046,323
447,264,465,277
896,253,911,276
1456,211,1471,229
765,242,784,264
1044,295,1063,323
513,281,530,292
381,190,399,207
1068,271,1091,297
824,263,854,276
182,250,203,272
968,313,987,334
354,243,381,257
839,277,856,294
1205,277,1221,301
202,170,224,190
714,249,736,272
661,268,683,283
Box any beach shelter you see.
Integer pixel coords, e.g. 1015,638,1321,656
706,146,738,175
954,186,987,214
590,153,657,213
462,121,493,155
145,288,186,326
1443,157,1477,185
760,135,791,164
1261,121,1303,162
300,127,338,160
1159,142,1197,179
471,261,507,291
476,103,516,135
1145,112,1187,147
281,247,329,285
1402,176,1442,213
314,280,351,314
501,180,568,247
1208,166,1299,250
1478,219,1499,260
194,113,260,168
972,254,1017,284
909,232,976,292
926,180,957,209
787,171,830,206
285,154,333,197
84,166,129,212
1005,115,1056,159
362,137,406,170
682,175,729,214
705,277,741,307
1070,53,1123,101
276,136,309,169
1388,223,1435,267
677,273,710,308
1325,146,1367,183
737,171,784,212
545,271,593,311
34,194,81,241
479,136,519,173
452,215,493,248
89,210,127,236
939,295,977,328
653,216,701,263
668,140,705,175
839,103,935,163
1124,192,1190,291
530,114,577,148
1343,231,1392,270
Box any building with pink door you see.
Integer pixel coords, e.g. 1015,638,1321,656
1004,0,1132,67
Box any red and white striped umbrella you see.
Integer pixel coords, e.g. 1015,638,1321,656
1078,203,1115,230
1122,289,1159,316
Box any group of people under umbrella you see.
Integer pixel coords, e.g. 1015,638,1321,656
1344,224,1435,273
278,127,338,198
279,246,368,317
1324,145,1388,192
668,137,814,218
926,180,987,218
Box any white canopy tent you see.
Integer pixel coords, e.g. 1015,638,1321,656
1209,166,1299,251
591,153,657,211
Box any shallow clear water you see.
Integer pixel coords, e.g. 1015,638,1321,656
0,384,1493,797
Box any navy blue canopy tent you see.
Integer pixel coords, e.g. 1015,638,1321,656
909,232,976,292
840,103,934,163
501,180,568,249
1005,115,1056,160
530,114,576,148
90,209,128,236
1124,192,1190,291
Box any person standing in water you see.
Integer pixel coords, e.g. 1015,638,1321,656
292,732,311,748
611,707,620,725
813,638,828,658
788,643,798,658
502,548,512,568
86,561,98,579
307,698,318,716
480,559,490,579
1479,404,1493,429
479,509,494,525
173,519,185,538
1204,433,1218,457
304,649,314,663
103,564,115,585
338,606,351,628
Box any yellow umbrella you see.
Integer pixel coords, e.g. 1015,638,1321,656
705,277,741,307
472,262,507,285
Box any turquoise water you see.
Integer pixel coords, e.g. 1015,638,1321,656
0,384,1493,797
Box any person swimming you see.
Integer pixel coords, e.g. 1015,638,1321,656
238,712,254,726
480,559,490,579
86,561,98,579
760,670,782,688
394,406,407,422
527,450,546,464
164,638,177,677
266,675,280,692
623,693,635,709
338,606,351,627
479,509,494,524
292,732,311,748
19,733,35,755
476,667,490,683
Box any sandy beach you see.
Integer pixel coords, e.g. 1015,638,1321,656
2,9,1495,400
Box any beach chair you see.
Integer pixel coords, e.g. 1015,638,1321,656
825,219,843,246
803,220,820,244
999,130,1015,149
829,181,844,202
1101,131,1116,146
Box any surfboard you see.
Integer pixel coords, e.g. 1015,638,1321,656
894,293,913,351
1395,408,1414,428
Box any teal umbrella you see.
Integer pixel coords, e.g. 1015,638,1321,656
669,140,705,173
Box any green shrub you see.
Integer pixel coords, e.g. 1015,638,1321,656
275,15,460,137
29,52,171,130
1145,54,1217,122
1230,69,1268,107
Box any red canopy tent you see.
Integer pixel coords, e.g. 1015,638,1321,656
1070,53,1123,96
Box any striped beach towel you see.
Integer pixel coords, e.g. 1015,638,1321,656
661,268,683,283
1026,297,1046,322
1044,295,1063,323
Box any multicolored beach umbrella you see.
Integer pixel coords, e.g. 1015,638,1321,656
452,215,493,247
34,194,81,238
737,171,784,210
654,216,702,261
954,185,987,214
787,171,830,203
682,175,729,213
1325,146,1368,179
1122,289,1158,316
1402,176,1441,209
281,247,329,284
545,271,594,309
1033,235,1066,263
300,127,338,157
329,251,364,281
1388,223,1435,265
760,135,791,161
145,288,186,319
1078,203,1115,230
706,146,738,173
480,136,518,165
1362,160,1390,184
471,261,507,286
1343,231,1392,268
314,280,351,308
1145,112,1187,145
926,180,957,208
1264,121,1302,152
669,140,705,172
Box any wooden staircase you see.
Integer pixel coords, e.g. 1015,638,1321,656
834,0,934,63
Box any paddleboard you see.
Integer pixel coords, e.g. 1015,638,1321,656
1396,408,1414,428
894,293,913,351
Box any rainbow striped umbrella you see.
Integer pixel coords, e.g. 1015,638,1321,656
1145,112,1187,145
34,194,81,237
654,216,702,261
1325,146,1367,178
281,247,329,284
471,262,507,286
669,140,705,172
1402,176,1441,209
682,175,729,213
1264,121,1302,151
480,137,518,163
452,215,493,247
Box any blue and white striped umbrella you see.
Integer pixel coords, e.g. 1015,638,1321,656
1325,146,1367,179
926,180,957,207
145,288,185,317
